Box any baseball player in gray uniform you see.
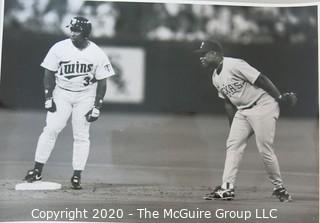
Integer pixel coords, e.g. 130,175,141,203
195,41,297,202
24,16,115,189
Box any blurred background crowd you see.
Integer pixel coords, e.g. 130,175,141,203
1,0,318,117
3,0,317,44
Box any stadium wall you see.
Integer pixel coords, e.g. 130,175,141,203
0,32,318,117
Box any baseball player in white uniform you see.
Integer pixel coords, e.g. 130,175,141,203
24,16,115,189
195,41,297,202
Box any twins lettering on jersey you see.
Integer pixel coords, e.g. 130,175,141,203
59,60,93,80
219,81,246,98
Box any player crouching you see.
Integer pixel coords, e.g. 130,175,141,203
195,41,296,202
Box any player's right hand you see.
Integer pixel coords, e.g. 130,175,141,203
278,92,298,107
45,98,56,112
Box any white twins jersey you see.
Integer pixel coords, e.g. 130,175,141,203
41,39,115,92
212,57,273,109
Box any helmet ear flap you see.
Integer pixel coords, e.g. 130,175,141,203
83,23,92,38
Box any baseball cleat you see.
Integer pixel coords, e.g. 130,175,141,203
203,185,235,200
272,187,292,202
71,175,82,190
24,169,42,183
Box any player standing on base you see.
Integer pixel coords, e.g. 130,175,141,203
195,41,297,202
24,16,115,189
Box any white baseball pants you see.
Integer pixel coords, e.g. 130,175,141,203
222,98,283,188
35,87,95,170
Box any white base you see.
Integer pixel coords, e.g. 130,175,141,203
15,181,62,190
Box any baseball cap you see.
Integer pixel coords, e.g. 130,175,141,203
194,40,223,54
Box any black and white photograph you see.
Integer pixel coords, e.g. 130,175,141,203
0,0,318,222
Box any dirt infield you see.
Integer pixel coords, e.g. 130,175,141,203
0,110,318,222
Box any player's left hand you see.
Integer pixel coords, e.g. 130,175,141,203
45,98,56,112
278,92,298,107
85,107,100,122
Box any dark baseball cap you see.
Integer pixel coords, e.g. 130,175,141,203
194,40,223,54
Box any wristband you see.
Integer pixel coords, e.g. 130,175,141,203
94,98,103,110
44,89,52,100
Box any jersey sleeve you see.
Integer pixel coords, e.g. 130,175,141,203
95,52,116,80
233,60,260,84
40,44,60,72
218,91,226,99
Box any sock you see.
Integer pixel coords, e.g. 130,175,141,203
222,182,234,190
34,162,44,175
73,170,82,178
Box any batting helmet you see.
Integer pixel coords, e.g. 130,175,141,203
66,16,92,38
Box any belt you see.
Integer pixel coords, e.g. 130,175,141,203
243,101,257,110
58,86,87,92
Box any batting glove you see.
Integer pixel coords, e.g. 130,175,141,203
277,92,298,107
45,98,56,112
85,107,100,122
